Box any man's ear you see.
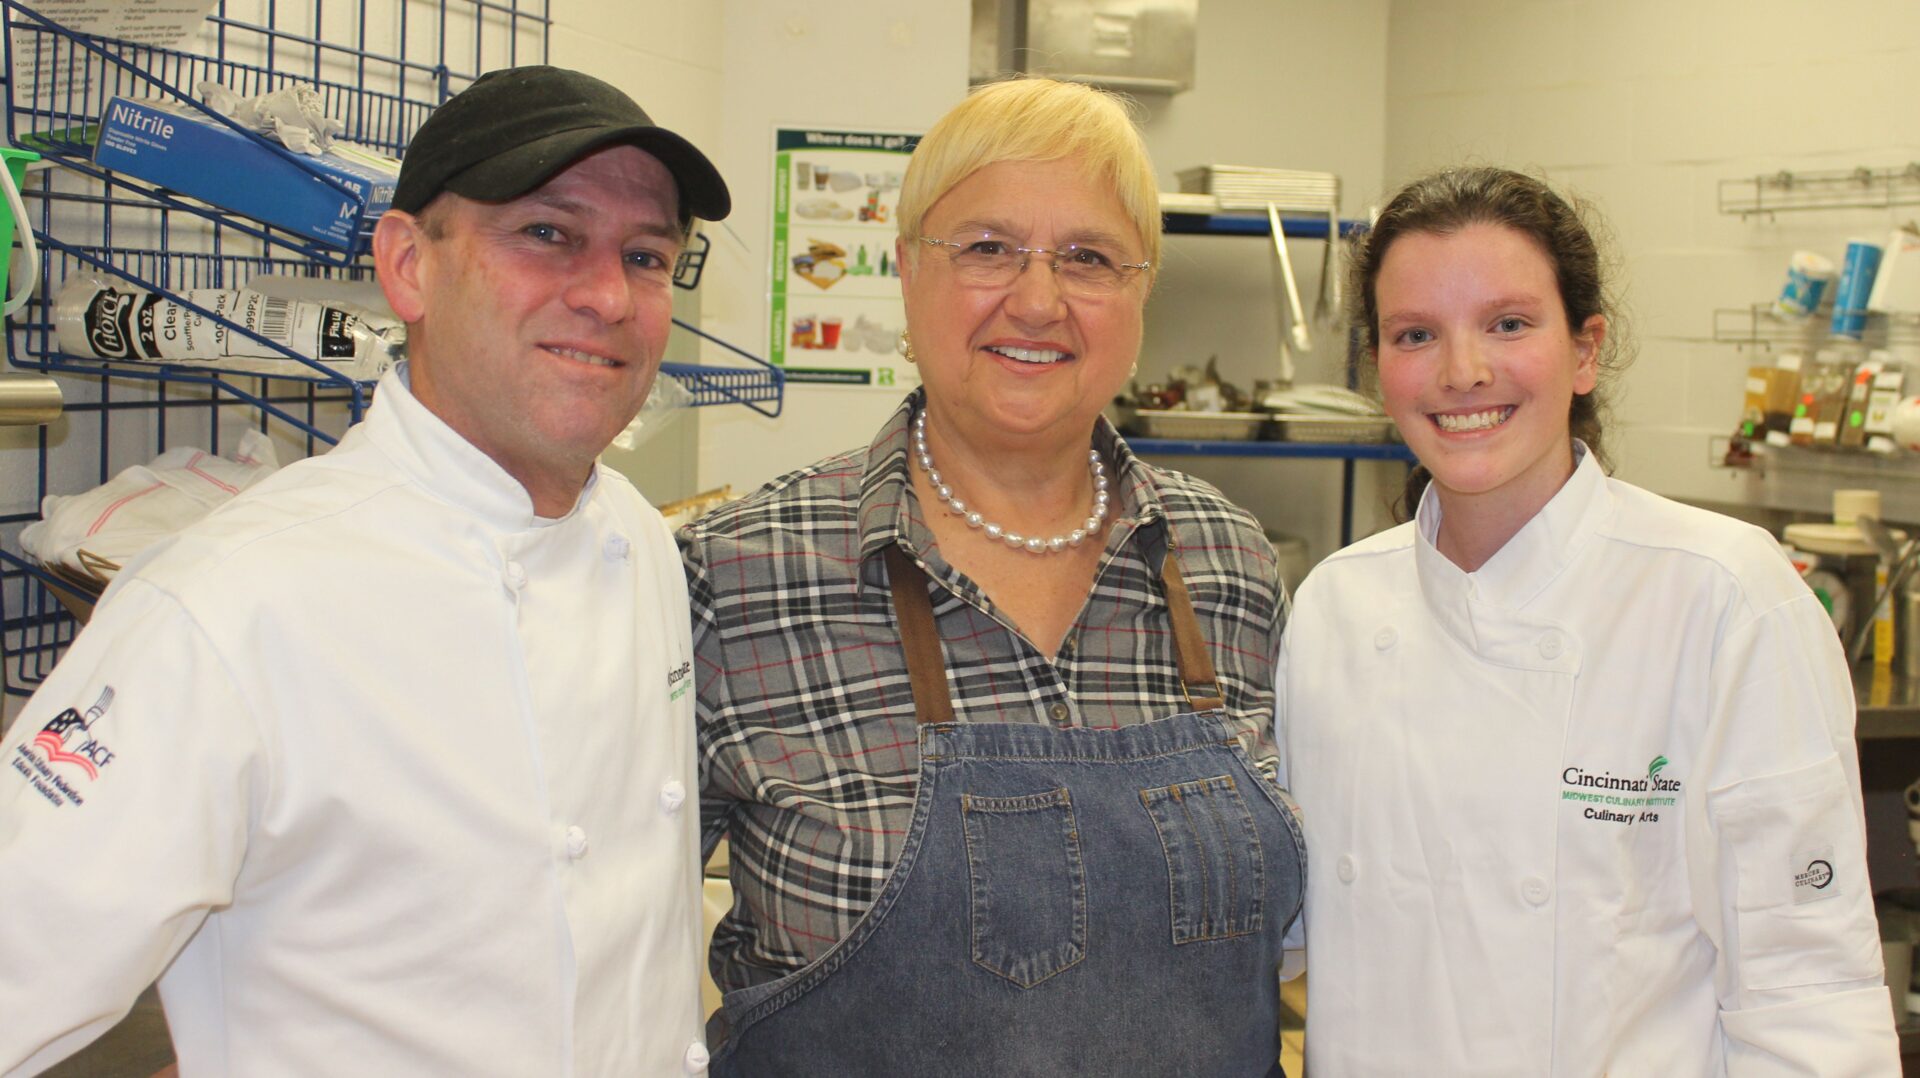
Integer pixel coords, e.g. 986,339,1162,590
373,209,431,324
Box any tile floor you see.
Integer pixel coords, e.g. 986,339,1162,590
1280,975,1306,1075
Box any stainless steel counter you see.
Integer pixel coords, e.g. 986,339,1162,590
1856,663,1920,740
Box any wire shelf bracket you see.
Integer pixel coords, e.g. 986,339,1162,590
1719,163,1920,218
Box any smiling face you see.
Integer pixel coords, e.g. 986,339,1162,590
375,143,682,514
898,157,1147,458
1373,223,1604,523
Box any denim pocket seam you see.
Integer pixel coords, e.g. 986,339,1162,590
1140,773,1265,944
961,787,1089,989
1222,736,1309,931
1143,786,1185,946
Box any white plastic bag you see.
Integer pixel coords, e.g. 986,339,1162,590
610,374,694,452
21,429,280,572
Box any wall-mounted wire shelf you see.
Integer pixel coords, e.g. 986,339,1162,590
666,233,784,416
0,548,78,694
1713,434,1919,480
1713,304,1920,352
1,0,546,698
665,319,785,417
26,229,384,393
1719,163,1920,218
0,1,463,264
1,0,786,697
3,2,784,419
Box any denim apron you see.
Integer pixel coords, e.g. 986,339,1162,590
712,544,1305,1077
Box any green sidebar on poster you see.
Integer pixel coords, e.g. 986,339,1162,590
770,126,919,388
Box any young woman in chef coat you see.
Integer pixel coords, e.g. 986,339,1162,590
1277,167,1900,1076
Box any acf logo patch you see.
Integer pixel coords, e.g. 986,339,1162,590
10,686,118,808
34,686,119,779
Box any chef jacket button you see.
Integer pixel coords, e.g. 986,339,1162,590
1521,875,1550,906
660,780,687,814
1373,627,1397,651
1049,702,1070,722
564,825,589,860
683,1040,710,1073
504,560,527,591
1336,853,1357,883
604,534,631,562
1538,631,1564,659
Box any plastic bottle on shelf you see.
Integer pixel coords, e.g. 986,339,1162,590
1762,352,1804,446
1869,346,1918,452
1791,347,1857,447
1838,350,1886,450
53,275,402,378
1831,238,1885,340
1736,361,1769,442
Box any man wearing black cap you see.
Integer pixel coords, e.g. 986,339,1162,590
378,64,730,519
0,67,729,1076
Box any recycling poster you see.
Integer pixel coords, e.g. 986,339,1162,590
769,126,919,388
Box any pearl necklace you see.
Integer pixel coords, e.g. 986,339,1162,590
914,409,1110,554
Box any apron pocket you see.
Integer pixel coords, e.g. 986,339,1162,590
961,787,1088,988
1141,773,1266,944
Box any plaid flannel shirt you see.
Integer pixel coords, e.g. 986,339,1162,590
680,389,1285,995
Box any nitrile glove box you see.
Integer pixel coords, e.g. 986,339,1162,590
93,96,398,251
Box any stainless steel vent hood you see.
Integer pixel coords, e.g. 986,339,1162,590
970,0,1198,95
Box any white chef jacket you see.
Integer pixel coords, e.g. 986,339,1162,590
0,366,708,1077
1278,446,1899,1077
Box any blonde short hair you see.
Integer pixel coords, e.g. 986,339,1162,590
896,77,1161,278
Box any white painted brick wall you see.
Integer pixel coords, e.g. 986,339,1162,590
1386,0,1920,515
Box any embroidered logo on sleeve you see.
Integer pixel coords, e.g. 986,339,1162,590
9,686,118,808
1792,845,1839,904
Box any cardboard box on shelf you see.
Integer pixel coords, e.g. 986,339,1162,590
92,96,398,251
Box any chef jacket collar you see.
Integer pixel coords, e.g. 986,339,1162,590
1413,441,1611,652
854,388,1164,592
362,363,598,531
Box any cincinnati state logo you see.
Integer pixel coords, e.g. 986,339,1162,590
1561,752,1681,826
1562,756,1682,795
32,686,118,780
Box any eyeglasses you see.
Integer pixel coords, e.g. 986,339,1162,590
919,232,1152,297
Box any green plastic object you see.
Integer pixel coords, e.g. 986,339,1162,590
0,146,41,300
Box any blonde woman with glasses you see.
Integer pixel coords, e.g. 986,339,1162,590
682,78,1305,1076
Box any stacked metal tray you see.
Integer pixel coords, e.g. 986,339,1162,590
1111,404,1398,444
1174,165,1339,214
1266,413,1398,444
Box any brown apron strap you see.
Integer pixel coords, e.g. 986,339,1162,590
887,543,1221,721
1161,551,1225,712
884,544,956,726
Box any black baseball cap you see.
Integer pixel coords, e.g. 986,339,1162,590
391,65,730,222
